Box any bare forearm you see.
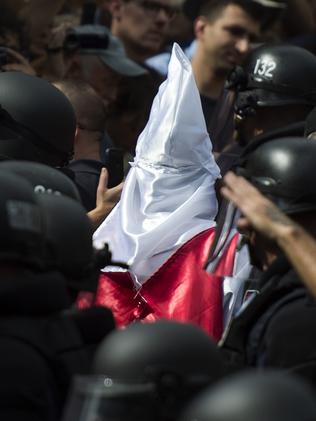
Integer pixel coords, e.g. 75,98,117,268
87,207,112,231
276,224,316,296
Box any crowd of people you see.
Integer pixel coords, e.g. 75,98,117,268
1,0,316,420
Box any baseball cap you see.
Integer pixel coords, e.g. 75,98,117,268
64,24,147,77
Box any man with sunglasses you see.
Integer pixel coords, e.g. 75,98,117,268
110,0,178,64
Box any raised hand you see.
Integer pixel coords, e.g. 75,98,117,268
88,168,123,230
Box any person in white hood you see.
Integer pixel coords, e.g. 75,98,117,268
81,43,248,340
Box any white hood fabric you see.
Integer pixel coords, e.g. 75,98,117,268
93,43,220,285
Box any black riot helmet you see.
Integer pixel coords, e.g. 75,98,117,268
64,321,224,421
74,320,224,421
37,194,97,296
93,320,224,386
237,137,316,215
230,44,316,120
0,171,45,268
63,376,160,421
0,72,76,166
179,371,316,421
0,161,81,202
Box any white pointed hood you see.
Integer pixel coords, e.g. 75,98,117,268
135,44,218,174
93,43,220,285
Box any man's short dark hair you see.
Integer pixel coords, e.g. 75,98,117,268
193,0,274,29
203,0,263,22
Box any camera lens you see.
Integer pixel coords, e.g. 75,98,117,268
63,32,80,52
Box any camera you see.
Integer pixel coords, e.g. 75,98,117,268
63,28,110,53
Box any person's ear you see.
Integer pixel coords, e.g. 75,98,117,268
109,0,124,20
194,16,210,40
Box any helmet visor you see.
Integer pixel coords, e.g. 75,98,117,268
62,376,158,421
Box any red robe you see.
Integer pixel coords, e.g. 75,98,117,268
78,228,239,341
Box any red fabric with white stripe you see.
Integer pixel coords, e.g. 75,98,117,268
77,228,239,341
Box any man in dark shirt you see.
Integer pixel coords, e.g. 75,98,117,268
183,0,267,127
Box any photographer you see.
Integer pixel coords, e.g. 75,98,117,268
46,24,146,104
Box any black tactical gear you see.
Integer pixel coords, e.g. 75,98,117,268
37,194,96,294
0,171,45,268
180,371,316,421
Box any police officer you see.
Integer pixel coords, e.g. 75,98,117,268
232,44,316,145
208,44,316,300
0,166,116,420
212,44,316,172
37,192,116,358
0,171,90,421
219,137,316,388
